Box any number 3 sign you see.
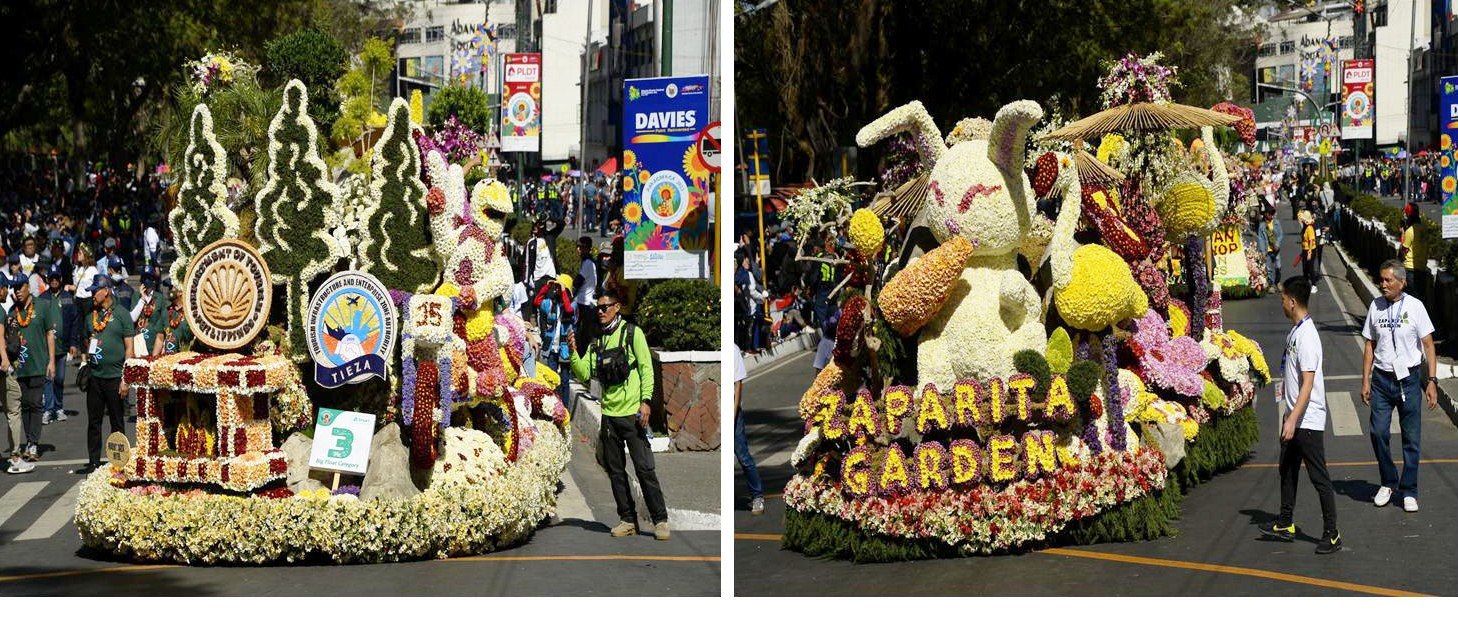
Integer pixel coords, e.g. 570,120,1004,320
308,407,376,475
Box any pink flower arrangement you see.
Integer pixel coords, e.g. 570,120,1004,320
1129,310,1206,397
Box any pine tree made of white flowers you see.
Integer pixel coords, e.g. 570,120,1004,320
359,97,437,294
252,80,347,359
169,104,240,282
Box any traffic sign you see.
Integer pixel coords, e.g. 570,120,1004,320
696,121,721,172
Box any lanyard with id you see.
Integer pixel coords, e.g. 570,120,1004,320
1387,293,1408,401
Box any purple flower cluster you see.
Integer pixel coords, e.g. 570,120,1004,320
1185,236,1208,340
1103,333,1126,451
431,116,484,166
332,484,361,497
879,133,928,188
1098,52,1180,108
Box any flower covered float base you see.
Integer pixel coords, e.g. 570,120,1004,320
75,420,569,565
781,404,1257,562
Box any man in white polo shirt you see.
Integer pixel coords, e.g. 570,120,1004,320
1261,276,1340,554
1360,259,1438,513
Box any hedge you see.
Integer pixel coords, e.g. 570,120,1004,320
635,279,720,351
1337,184,1458,274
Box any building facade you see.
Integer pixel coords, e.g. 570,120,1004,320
393,0,521,122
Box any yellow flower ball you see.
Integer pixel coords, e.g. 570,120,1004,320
1156,177,1216,238
1054,244,1148,331
848,208,884,257
1097,134,1126,163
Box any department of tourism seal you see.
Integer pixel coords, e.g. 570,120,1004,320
306,271,397,388
183,239,272,350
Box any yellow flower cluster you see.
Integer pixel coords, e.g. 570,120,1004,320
848,208,884,257
799,362,861,423
76,421,570,565
1167,302,1191,338
878,236,975,336
1224,330,1269,381
1054,244,1148,331
1155,176,1216,238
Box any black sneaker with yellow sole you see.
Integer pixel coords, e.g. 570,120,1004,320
1316,530,1342,554
1259,521,1296,541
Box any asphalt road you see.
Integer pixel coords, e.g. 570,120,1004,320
733,212,1458,596
0,378,720,596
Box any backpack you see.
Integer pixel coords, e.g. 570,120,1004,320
594,322,637,387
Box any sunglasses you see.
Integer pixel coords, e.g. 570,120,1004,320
597,301,619,309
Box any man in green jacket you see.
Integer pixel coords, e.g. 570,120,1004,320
5,273,56,473
568,288,670,541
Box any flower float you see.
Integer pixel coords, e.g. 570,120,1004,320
784,78,1269,563
76,91,572,565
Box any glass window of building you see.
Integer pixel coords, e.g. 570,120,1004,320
400,28,421,45
426,25,444,43
1279,40,1295,54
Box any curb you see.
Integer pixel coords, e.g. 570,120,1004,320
566,380,670,458
1333,239,1458,427
744,332,822,375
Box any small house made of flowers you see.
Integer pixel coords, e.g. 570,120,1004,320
122,352,295,492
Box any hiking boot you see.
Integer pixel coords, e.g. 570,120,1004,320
609,520,637,537
1373,486,1393,507
750,496,765,516
1316,530,1342,554
1259,521,1296,541
654,521,671,541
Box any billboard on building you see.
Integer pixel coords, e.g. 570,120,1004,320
1341,59,1374,140
1441,76,1458,237
621,75,713,279
500,53,541,153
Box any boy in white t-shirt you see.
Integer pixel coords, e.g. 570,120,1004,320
1261,276,1341,554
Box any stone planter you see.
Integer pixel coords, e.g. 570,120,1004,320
652,350,721,451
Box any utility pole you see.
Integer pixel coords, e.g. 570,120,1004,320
578,0,593,231
660,0,673,77
1404,0,1417,204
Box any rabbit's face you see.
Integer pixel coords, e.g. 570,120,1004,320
924,140,1031,256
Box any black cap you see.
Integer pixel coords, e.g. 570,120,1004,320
86,273,113,293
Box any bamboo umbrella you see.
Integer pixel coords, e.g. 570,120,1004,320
869,172,930,221
1040,102,1241,143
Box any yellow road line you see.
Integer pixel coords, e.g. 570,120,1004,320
0,554,718,585
1039,547,1429,597
735,533,783,541
0,564,179,584
448,554,720,563
733,533,1427,597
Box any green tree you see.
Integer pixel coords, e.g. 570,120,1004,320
170,104,240,282
150,62,281,205
331,37,395,148
253,80,348,359
360,98,438,293
734,0,1266,182
263,26,348,129
426,85,491,133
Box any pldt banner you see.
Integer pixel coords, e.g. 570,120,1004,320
1442,76,1458,238
621,75,712,279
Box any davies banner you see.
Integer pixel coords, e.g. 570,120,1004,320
1442,76,1458,238
1209,225,1250,289
621,75,713,279
1341,59,1374,140
500,53,541,153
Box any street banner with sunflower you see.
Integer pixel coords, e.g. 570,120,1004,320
500,53,541,153
1441,76,1458,238
620,75,713,279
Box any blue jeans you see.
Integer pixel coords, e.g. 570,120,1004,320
734,411,763,500
1266,252,1281,288
1369,368,1423,495
43,360,66,414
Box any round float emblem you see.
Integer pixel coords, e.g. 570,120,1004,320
306,271,397,388
183,239,272,350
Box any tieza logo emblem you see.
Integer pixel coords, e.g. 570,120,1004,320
306,271,397,388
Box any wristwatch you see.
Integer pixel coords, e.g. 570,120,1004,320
1427,377,1439,385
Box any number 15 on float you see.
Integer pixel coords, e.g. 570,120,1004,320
309,407,376,475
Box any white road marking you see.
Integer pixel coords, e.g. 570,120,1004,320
32,458,88,468
0,482,47,529
744,349,814,383
554,467,597,525
14,481,80,541
1329,391,1361,437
